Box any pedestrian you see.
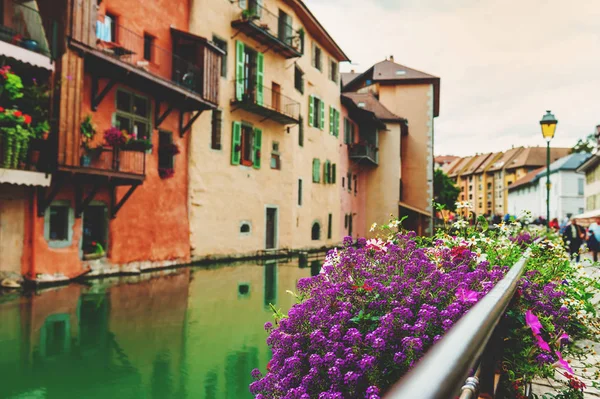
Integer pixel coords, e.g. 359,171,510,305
549,218,559,230
587,218,600,262
562,218,586,262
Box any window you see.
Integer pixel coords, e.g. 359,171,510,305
211,110,222,150
329,107,340,137
212,35,227,77
507,180,513,186
96,12,117,42
347,172,352,191
158,131,175,169
331,163,336,184
143,33,154,61
342,176,345,188
311,222,320,240
312,158,320,183
353,175,357,194
327,213,332,239
231,122,262,168
82,203,108,257
115,90,151,140
578,178,584,195
323,160,330,183
278,10,293,46
344,118,356,144
240,222,251,234
298,179,302,206
44,201,73,248
311,42,322,71
308,95,324,129
344,214,348,228
329,58,338,83
235,41,264,104
468,176,473,182
294,64,304,94
298,116,304,147
270,141,281,170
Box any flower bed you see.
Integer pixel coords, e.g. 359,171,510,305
250,211,600,399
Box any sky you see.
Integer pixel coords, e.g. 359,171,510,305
304,0,600,156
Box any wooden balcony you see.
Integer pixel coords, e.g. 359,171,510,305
349,143,378,166
231,0,303,59
57,146,146,182
231,79,300,125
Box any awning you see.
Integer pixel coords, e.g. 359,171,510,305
399,201,432,217
0,169,52,186
573,209,600,220
0,41,54,70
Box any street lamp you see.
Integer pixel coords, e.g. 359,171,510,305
540,110,558,230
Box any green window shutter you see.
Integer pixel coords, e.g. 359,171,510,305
329,106,334,135
308,95,314,127
331,163,336,184
231,121,241,165
235,41,245,101
312,158,320,183
253,127,262,169
256,52,264,105
319,100,325,130
336,110,340,137
323,160,330,183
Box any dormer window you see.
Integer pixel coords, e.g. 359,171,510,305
395,70,406,75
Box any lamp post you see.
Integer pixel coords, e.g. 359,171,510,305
540,110,558,230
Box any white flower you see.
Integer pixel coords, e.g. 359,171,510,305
453,220,468,229
370,222,377,232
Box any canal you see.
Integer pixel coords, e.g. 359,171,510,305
0,258,319,399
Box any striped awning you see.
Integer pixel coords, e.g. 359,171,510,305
0,41,54,70
0,168,51,186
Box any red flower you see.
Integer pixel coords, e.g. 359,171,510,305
266,360,273,371
13,110,22,117
91,241,97,246
363,284,373,292
0,107,4,112
23,114,32,124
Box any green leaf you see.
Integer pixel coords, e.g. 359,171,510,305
477,215,489,231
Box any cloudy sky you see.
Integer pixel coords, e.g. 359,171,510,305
304,0,600,156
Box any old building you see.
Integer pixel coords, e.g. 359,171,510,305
342,57,440,234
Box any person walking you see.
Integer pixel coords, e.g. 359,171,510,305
562,218,586,262
587,218,600,262
549,218,559,230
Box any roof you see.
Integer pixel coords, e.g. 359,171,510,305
441,158,462,175
342,58,441,117
341,93,406,122
448,156,474,178
341,72,360,87
576,153,600,173
435,155,459,165
505,147,571,170
462,153,492,175
487,147,524,172
509,153,591,191
474,152,502,174
284,0,350,62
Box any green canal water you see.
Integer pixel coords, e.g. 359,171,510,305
0,259,319,399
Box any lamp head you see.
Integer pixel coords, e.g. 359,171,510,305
540,110,557,141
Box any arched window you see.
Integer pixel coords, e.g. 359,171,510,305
240,222,251,235
311,222,320,240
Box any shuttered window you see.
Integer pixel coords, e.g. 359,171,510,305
312,159,320,183
211,110,222,150
231,122,261,168
298,116,304,147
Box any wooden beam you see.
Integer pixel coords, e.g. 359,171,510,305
91,75,116,111
75,180,102,218
180,110,203,137
155,100,174,128
111,184,139,219
37,175,66,217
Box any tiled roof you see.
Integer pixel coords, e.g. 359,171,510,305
372,59,439,81
487,147,524,172
341,72,360,87
448,156,473,178
441,158,462,175
435,155,459,165
462,153,491,175
508,167,545,190
475,152,502,174
505,147,571,169
509,153,591,191
342,93,405,122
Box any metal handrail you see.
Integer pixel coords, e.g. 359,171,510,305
233,78,301,120
384,242,537,399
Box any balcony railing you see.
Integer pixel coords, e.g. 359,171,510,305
92,19,221,105
58,146,145,179
231,0,303,58
349,142,378,165
232,79,300,124
0,0,56,58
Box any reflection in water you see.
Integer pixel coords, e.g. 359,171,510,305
0,260,312,399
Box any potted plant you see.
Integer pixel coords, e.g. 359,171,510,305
0,108,33,168
103,126,127,147
83,241,105,260
80,115,101,166
123,136,153,152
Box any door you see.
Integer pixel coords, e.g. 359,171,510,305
265,207,277,249
0,186,26,275
272,82,281,112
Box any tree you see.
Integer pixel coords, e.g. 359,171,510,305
434,169,460,211
571,133,596,154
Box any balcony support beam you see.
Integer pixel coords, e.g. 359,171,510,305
75,179,102,218
110,183,139,219
179,110,203,137
36,174,65,217
155,100,174,129
91,75,117,111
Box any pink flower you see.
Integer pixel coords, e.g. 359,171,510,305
525,310,543,335
535,334,551,352
456,288,478,303
555,350,574,373
365,238,388,252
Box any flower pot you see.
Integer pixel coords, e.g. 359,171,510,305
22,39,38,51
80,154,91,167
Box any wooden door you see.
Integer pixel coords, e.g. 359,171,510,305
265,207,277,249
272,82,281,112
0,186,26,275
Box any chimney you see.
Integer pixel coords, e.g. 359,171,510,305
389,55,394,62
